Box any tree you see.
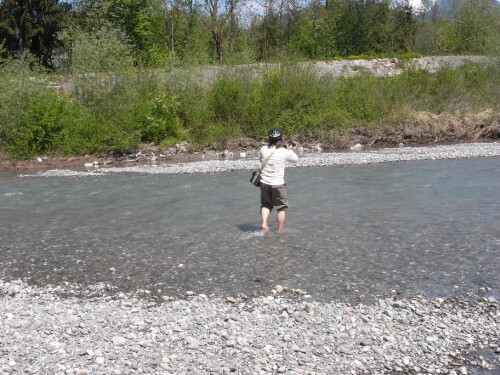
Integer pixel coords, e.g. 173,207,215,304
70,21,134,73
250,0,283,61
0,0,69,68
390,0,416,53
447,0,496,54
107,0,170,66
204,0,224,60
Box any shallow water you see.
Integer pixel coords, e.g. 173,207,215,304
0,157,499,303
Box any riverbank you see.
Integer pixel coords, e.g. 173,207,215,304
16,142,499,179
1,126,500,174
0,279,498,374
1,57,499,166
1,104,498,173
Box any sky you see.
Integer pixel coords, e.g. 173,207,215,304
409,0,424,9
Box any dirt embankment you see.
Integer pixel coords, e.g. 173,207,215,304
334,109,500,148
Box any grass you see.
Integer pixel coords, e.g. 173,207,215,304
0,59,499,159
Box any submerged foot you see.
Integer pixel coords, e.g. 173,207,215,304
261,224,269,232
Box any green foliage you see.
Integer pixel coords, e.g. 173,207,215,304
1,57,499,159
0,0,69,68
446,0,493,54
389,0,416,53
399,61,500,113
107,0,170,66
2,0,500,71
141,95,185,145
0,82,134,158
68,23,135,73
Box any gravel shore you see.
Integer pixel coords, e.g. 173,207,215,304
1,280,498,375
3,142,499,374
32,142,500,177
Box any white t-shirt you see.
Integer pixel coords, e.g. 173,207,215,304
259,145,299,186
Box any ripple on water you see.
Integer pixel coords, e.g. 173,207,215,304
1,155,499,303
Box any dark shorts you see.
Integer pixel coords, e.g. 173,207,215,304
260,183,288,211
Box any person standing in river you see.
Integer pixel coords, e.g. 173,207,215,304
259,127,299,233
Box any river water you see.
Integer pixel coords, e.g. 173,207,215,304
0,157,499,303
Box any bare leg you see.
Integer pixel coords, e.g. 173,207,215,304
277,210,286,233
261,207,271,231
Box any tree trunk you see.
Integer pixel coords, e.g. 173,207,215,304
163,0,175,61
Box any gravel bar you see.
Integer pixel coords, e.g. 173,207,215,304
6,142,499,374
1,280,498,375
30,142,500,177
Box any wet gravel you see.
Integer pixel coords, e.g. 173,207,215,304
32,142,500,177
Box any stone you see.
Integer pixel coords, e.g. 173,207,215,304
186,337,200,349
303,302,313,314
350,143,363,150
112,336,126,346
159,362,170,370
339,347,353,355
383,309,394,317
353,360,365,370
95,357,104,365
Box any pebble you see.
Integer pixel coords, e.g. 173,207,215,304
43,143,500,178
95,357,104,365
111,336,126,345
0,269,499,374
186,336,200,349
350,143,363,150
303,302,313,314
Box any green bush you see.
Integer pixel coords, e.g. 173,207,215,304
2,87,140,158
69,23,135,73
141,95,185,146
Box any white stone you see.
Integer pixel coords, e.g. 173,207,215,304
350,143,363,150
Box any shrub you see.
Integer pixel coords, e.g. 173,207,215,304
141,95,186,146
69,23,134,73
